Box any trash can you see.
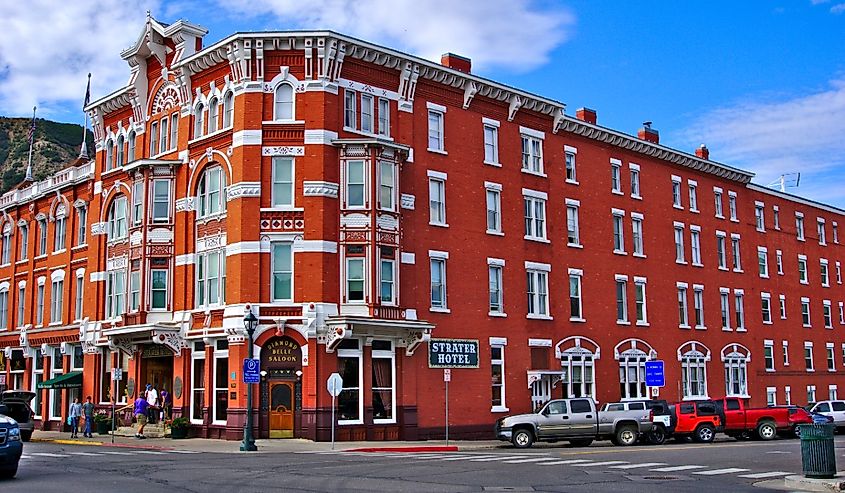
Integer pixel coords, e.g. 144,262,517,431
800,423,836,479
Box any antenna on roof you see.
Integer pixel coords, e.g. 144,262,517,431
768,173,801,193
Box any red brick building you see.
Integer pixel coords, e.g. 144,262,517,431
0,16,843,441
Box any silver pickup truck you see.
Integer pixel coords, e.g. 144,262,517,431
495,398,654,448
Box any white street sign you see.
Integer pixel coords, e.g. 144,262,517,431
443,369,451,382
327,373,343,397
111,368,123,381
651,386,659,397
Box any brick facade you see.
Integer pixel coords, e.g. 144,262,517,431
0,16,842,441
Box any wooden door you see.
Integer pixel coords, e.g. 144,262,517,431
269,382,294,438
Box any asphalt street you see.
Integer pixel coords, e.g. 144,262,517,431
4,435,844,492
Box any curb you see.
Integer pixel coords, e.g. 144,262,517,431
346,446,459,453
30,437,172,451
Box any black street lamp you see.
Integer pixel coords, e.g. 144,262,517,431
240,307,259,452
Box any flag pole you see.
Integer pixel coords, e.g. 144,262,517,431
25,106,36,182
79,73,91,160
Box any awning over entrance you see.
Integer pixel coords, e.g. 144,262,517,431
324,315,434,355
37,371,83,389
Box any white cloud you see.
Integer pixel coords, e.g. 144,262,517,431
0,0,159,119
676,77,845,206
215,0,575,72
830,3,845,13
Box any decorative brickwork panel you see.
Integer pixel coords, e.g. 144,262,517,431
197,219,226,237
260,210,304,231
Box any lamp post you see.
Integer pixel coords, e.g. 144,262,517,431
240,308,258,452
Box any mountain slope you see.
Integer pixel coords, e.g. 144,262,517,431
0,117,94,194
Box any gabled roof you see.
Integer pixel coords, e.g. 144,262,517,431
120,12,207,63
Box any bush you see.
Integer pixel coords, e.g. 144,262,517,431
171,417,190,430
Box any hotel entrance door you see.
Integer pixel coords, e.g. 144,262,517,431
269,382,294,438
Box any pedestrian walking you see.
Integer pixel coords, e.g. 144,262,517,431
82,395,95,438
160,388,171,421
133,394,149,439
69,397,82,438
146,384,158,424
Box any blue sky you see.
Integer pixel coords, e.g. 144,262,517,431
1,1,843,205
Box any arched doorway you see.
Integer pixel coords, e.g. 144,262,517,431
259,336,302,438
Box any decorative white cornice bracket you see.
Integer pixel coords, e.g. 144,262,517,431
303,181,339,199
261,146,305,157
226,182,261,202
400,194,415,210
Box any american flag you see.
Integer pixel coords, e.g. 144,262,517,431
27,106,36,145
82,73,91,110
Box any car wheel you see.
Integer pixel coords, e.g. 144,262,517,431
792,425,802,438
511,428,534,449
0,465,17,479
647,427,667,445
756,421,777,441
21,431,31,442
615,425,638,446
693,424,715,443
569,438,593,447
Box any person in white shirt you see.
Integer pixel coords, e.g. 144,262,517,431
145,384,158,424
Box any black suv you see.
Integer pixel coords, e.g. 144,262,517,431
0,391,35,442
620,399,675,444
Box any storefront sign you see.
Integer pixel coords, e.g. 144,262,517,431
264,338,300,365
141,345,174,359
428,339,479,368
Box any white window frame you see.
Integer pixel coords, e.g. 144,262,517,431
190,342,206,424
428,172,447,226
427,107,445,153
271,243,293,302
690,227,702,266
801,297,811,327
720,289,731,331
796,212,805,241
526,262,550,319
798,255,809,284
372,340,397,423
488,260,505,316
764,340,775,371
211,342,229,425
346,257,366,304
678,283,689,328
688,180,699,212
716,232,727,269
613,209,626,254
632,213,644,257
761,292,772,324
713,188,724,218
485,183,502,235
615,276,628,324
630,163,641,198
758,246,769,278
680,346,709,400
693,285,705,329
377,97,390,137
564,146,578,184
523,192,547,242
735,290,746,331
805,342,815,372
634,277,648,325
823,300,832,328
272,157,295,208
345,160,366,209
731,234,742,272
566,199,581,247
755,202,765,232
491,339,508,412
611,159,622,194
520,129,545,175
337,340,363,425
151,179,171,223
483,122,500,166
674,223,686,264
728,191,738,221
343,89,357,129
569,268,584,322
360,93,374,133
429,252,448,311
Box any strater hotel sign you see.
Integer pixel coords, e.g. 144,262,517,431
428,339,479,368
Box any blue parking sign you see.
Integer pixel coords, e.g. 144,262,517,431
644,361,665,387
243,358,261,383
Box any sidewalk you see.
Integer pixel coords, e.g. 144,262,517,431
29,430,505,454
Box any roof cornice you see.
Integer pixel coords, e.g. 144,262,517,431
747,183,845,216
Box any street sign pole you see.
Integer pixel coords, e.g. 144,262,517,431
326,373,343,452
444,369,451,446
331,393,336,451
111,367,117,444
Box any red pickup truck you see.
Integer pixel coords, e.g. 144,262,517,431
713,397,792,440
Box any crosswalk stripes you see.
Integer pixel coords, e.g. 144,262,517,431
609,462,667,469
736,471,791,479
29,452,70,458
692,468,751,476
68,452,102,456
440,455,500,461
650,465,707,472
500,457,557,464
538,459,593,465
572,461,628,467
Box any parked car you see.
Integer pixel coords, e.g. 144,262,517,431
669,400,720,443
713,397,792,440
0,403,23,479
602,400,674,445
766,406,816,437
808,401,845,430
495,398,654,448
0,391,35,442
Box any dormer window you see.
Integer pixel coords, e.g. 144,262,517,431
274,84,294,121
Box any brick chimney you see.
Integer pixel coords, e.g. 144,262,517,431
637,121,659,144
576,107,597,124
441,53,471,73
695,144,710,160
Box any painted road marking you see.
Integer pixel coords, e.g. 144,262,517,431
20,454,31,459
100,451,134,455
30,452,70,458
501,457,559,464
134,450,168,455
538,459,594,466
692,468,750,476
167,450,202,454
737,471,792,479
572,461,628,467
609,462,667,469
414,454,467,460
650,465,706,472
68,452,103,456
470,455,533,462
441,455,500,461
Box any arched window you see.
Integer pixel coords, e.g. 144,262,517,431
194,103,205,138
223,91,234,128
722,343,750,398
116,136,125,167
556,336,600,400
208,97,219,133
678,341,710,400
274,84,294,121
107,196,127,240
615,338,656,400
127,131,136,162
197,167,226,218
105,139,114,171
